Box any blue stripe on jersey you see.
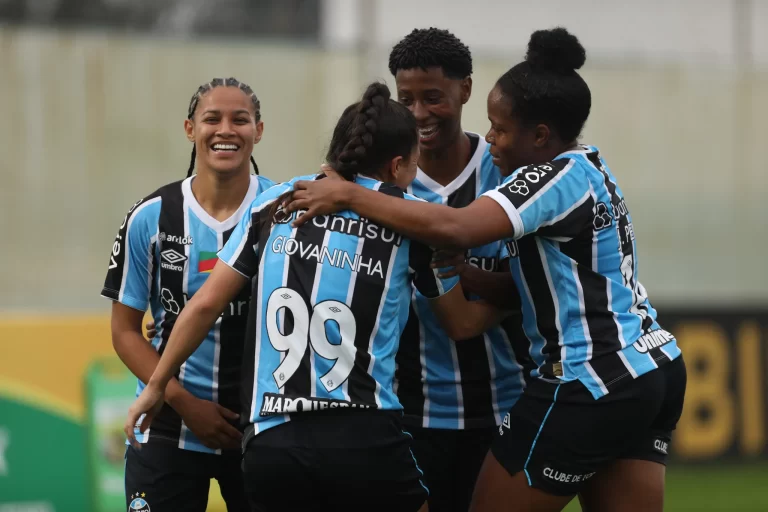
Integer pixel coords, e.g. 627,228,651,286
402,138,525,429
118,198,162,311
219,174,459,435
102,175,273,452
483,145,681,399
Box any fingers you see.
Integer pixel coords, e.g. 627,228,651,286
216,404,240,420
283,190,308,213
219,421,243,441
291,206,315,227
124,411,141,449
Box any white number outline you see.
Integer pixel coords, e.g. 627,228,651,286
266,287,357,392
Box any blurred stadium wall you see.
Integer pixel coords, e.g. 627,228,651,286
0,1,766,510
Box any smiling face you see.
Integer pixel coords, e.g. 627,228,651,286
485,84,548,176
184,86,263,175
395,66,470,154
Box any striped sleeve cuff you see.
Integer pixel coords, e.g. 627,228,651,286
218,256,251,279
100,288,148,312
483,190,525,240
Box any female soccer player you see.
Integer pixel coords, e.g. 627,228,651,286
282,28,687,512
388,27,527,512
123,82,508,512
102,78,275,512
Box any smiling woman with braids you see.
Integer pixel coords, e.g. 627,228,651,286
101,77,275,512
123,82,511,512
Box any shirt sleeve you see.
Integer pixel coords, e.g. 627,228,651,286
408,240,460,299
218,184,292,278
101,196,160,311
397,193,459,298
482,158,591,240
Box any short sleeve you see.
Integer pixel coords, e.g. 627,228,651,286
482,159,590,240
218,183,292,278
408,241,459,299
101,196,161,311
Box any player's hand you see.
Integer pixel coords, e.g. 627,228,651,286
175,396,242,450
145,320,157,340
431,249,467,278
124,381,164,449
320,164,343,181
285,179,353,227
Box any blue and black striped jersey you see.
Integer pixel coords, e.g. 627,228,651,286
397,133,527,429
101,174,275,452
483,145,682,398
218,174,459,437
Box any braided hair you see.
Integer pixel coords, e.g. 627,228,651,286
325,82,416,181
186,77,262,177
269,82,417,223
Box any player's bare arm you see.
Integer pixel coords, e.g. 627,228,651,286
287,179,514,250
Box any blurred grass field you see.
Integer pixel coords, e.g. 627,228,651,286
562,464,768,512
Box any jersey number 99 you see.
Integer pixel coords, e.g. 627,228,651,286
266,287,357,393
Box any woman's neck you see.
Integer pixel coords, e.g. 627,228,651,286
190,167,252,222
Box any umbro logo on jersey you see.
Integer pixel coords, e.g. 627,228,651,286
161,249,187,272
159,232,193,245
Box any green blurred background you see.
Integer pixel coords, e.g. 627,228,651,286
1,1,767,510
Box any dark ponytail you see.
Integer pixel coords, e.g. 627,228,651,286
269,81,417,223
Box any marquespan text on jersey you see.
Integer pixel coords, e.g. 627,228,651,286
271,236,386,279
259,393,374,416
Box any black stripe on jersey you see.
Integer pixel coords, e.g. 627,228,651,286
500,313,535,382
153,181,187,443
217,226,247,417
587,351,632,390
445,164,495,424
560,230,621,360
535,194,594,240
586,151,652,335
454,334,493,425
518,237,561,377
282,221,327,398
241,210,271,422
648,346,672,366
102,191,162,300
395,303,424,424
347,185,403,405
495,159,572,210
446,167,477,209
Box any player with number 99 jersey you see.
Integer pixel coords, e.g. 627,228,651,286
219,175,461,435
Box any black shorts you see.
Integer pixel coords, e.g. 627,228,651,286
491,355,686,496
125,442,248,512
242,409,428,512
407,425,495,512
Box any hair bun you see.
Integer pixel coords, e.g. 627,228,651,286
525,27,586,73
362,82,391,104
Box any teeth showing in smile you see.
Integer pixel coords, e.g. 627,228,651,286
418,126,438,138
212,143,238,151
